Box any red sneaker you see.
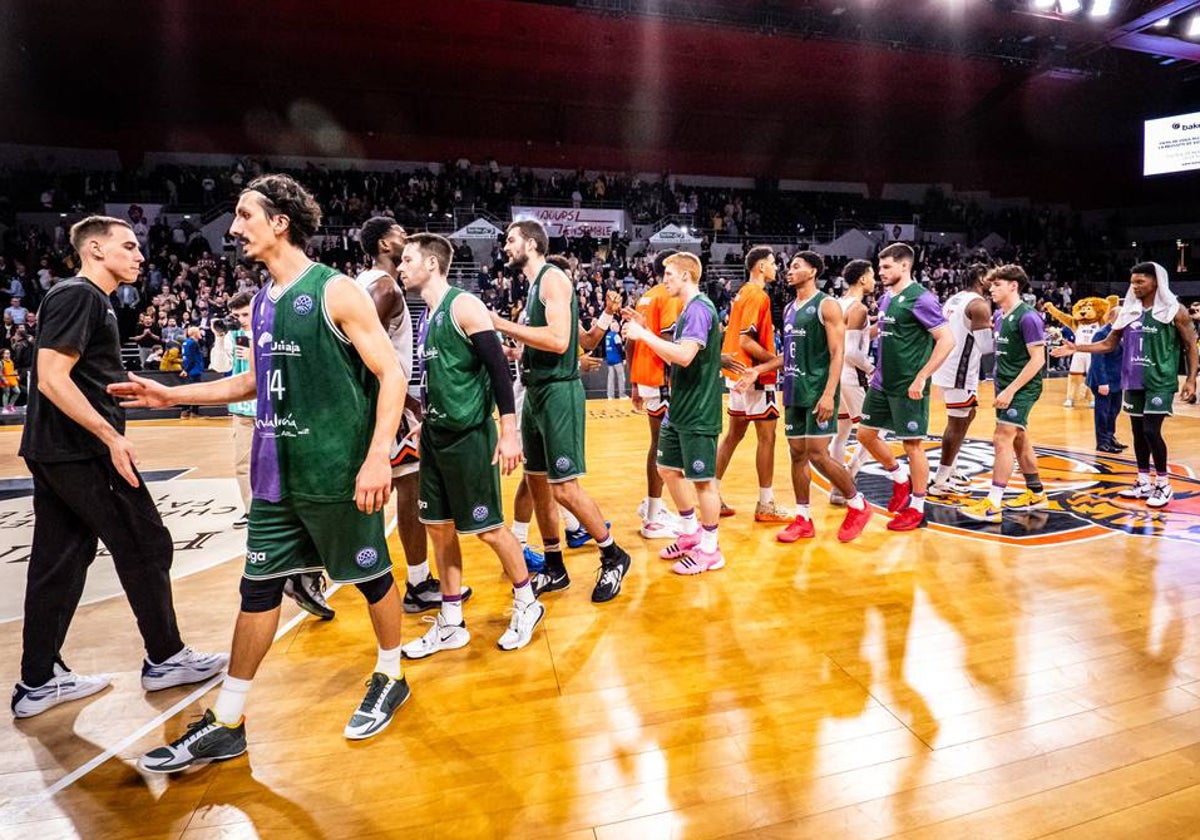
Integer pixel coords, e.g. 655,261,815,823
887,479,912,513
777,515,815,543
887,506,924,531
719,500,736,517
837,504,872,542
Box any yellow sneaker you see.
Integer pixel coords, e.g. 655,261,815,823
1004,489,1048,511
960,497,1002,523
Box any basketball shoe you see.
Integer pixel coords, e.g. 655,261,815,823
138,709,247,773
344,673,411,740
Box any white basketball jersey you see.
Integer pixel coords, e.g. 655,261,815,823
355,268,416,391
1074,322,1100,351
933,290,985,390
839,295,871,387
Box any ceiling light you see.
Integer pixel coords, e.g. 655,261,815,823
1090,0,1112,18
1033,0,1055,9
1059,0,1082,13
1190,14,1200,38
1154,17,1171,29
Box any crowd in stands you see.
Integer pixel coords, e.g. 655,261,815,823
0,156,1181,407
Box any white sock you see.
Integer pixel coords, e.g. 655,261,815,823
699,526,718,553
850,445,870,472
988,484,1005,506
758,487,773,505
1137,471,1151,486
890,463,910,484
909,494,926,513
512,520,530,546
679,509,699,535
213,676,252,725
934,463,953,483
795,503,811,519
407,561,430,587
374,645,403,680
646,497,664,521
440,598,463,627
513,579,535,607
561,506,581,532
847,493,866,510
1156,474,1171,488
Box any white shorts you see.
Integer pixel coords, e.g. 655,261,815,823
391,405,421,479
1069,352,1091,375
514,378,526,424
635,383,669,417
727,384,779,420
838,381,866,422
940,387,978,419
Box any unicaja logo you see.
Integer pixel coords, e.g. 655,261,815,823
1173,122,1200,131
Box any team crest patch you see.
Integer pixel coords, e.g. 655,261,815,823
472,505,489,522
1151,396,1164,407
906,420,919,432
1006,408,1019,418
806,307,816,314
840,439,1200,546
293,294,314,316
355,547,379,568
435,312,445,327
554,456,572,472
692,459,706,473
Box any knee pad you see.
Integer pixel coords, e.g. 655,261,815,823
356,573,394,605
239,575,286,613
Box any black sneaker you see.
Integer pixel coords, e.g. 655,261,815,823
403,576,472,614
137,709,247,773
531,567,570,596
284,573,335,621
344,673,411,740
591,548,631,603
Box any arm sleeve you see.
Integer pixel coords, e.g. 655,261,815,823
844,329,873,373
36,286,96,354
469,330,516,416
1020,311,1046,346
912,291,948,331
971,327,995,355
678,302,713,346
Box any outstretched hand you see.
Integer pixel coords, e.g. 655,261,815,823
106,373,176,409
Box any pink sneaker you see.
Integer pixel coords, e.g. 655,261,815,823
671,547,725,575
659,530,701,560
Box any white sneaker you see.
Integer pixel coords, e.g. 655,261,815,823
1147,483,1173,509
12,667,111,718
1118,482,1152,500
401,614,470,660
1063,398,1074,407
640,511,680,539
497,599,546,651
142,646,229,691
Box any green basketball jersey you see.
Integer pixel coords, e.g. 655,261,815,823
781,291,833,407
418,287,492,433
520,263,579,386
994,302,1045,398
873,282,945,396
1124,310,1182,394
667,293,723,435
250,262,377,503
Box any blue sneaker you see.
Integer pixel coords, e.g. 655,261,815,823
523,545,545,573
566,521,610,549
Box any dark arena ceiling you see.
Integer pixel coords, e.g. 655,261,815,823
2,0,1198,204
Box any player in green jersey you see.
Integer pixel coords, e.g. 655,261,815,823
734,252,872,543
490,220,632,603
623,252,727,574
962,265,1049,523
112,174,411,771
855,243,955,532
397,233,545,658
1053,261,1198,508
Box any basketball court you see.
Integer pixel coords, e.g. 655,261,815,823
2,379,1199,838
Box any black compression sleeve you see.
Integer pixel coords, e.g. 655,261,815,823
469,330,517,416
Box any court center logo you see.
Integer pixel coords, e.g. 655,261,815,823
846,439,1200,545
355,547,379,568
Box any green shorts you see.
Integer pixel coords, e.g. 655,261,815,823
783,401,839,438
656,422,717,481
522,379,587,482
1123,389,1174,417
860,387,930,439
245,497,391,584
996,386,1041,430
419,423,505,534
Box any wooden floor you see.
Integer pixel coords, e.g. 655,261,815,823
3,378,1200,839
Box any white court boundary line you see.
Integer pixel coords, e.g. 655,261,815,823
22,513,398,804
31,592,339,804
